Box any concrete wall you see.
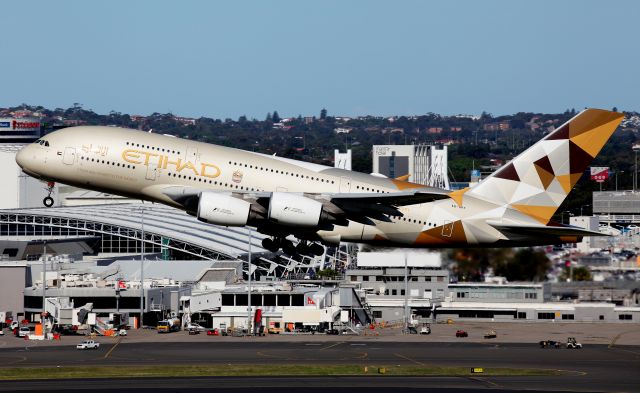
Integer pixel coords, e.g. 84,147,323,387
0,265,26,319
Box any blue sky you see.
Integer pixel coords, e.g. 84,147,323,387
2,1,638,119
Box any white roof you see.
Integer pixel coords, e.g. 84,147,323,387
3,204,268,259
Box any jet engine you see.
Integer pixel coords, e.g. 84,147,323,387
268,192,325,227
197,192,251,226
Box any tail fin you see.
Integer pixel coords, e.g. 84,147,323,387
467,108,624,224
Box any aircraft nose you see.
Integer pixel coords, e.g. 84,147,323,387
15,145,28,169
15,144,36,173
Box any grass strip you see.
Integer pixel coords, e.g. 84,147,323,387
0,364,563,380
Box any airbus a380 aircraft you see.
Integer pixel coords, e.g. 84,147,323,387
16,108,623,255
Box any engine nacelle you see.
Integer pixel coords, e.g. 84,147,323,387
268,192,323,227
197,192,251,226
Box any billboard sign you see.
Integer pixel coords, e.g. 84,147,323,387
590,167,609,183
0,118,40,132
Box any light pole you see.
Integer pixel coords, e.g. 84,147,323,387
247,228,252,336
42,241,47,327
139,205,145,328
562,211,574,224
404,252,409,331
616,170,624,191
580,204,591,217
633,145,640,191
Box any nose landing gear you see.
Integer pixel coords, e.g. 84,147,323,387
42,181,55,207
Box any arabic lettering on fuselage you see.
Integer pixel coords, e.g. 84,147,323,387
122,149,221,178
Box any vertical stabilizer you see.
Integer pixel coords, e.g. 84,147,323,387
468,108,624,224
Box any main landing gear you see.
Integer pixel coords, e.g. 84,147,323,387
261,237,325,257
42,181,55,208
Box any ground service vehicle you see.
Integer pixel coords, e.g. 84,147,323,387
157,318,181,333
76,340,100,350
484,330,497,339
539,340,562,348
420,323,431,335
567,337,582,349
17,327,30,337
456,330,468,338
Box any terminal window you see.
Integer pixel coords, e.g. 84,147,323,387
619,314,632,320
373,311,382,319
561,314,575,320
517,312,526,319
538,312,555,319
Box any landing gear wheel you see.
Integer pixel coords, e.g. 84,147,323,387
43,181,55,207
43,196,54,207
281,240,296,255
295,243,310,255
261,238,280,253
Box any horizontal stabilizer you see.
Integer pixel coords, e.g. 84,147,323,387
487,221,609,237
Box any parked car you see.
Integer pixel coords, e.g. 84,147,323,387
206,329,219,336
118,329,127,336
455,330,468,338
0,330,4,336
76,340,100,350
186,323,206,332
17,327,30,337
484,330,497,339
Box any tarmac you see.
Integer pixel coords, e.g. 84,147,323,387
0,322,638,392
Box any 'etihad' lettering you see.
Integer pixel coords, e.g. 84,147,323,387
122,149,220,178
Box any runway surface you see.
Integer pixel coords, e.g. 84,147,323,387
0,341,638,392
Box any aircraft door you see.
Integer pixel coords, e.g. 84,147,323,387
186,146,199,164
145,165,157,181
339,177,351,193
441,221,454,237
62,147,76,165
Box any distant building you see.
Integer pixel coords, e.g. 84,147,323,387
334,127,351,134
334,149,352,171
483,121,511,131
0,118,41,143
372,144,449,189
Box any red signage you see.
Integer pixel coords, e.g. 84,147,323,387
12,120,40,129
590,167,609,183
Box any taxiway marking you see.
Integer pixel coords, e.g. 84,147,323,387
394,353,426,366
103,337,122,359
319,342,344,351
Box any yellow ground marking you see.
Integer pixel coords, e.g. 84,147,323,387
103,337,122,359
467,376,502,388
609,329,640,349
320,342,344,351
394,352,426,366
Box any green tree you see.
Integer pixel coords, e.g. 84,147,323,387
272,111,281,123
493,248,550,281
561,266,592,281
320,108,327,119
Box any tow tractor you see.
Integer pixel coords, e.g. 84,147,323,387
566,337,582,349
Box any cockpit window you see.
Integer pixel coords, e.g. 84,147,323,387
35,139,49,147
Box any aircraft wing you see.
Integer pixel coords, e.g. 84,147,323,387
328,189,450,206
486,221,609,237
161,186,451,225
